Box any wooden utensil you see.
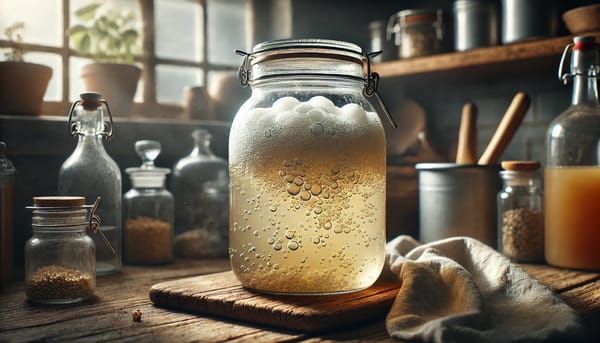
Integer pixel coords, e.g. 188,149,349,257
456,102,478,164
478,92,530,165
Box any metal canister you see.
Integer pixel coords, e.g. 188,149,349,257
453,0,498,51
501,0,558,44
416,163,501,247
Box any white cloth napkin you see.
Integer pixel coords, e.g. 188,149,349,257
384,235,583,343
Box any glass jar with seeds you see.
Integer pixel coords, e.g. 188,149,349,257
25,196,103,304
497,161,544,262
123,140,174,265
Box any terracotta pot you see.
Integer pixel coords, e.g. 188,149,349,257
0,62,52,115
80,63,141,116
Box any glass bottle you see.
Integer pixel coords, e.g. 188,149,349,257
25,196,97,304
545,36,600,270
229,39,392,294
0,142,15,287
123,140,174,265
58,92,122,275
497,161,544,263
171,129,229,258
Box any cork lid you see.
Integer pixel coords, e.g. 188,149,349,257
501,160,541,171
33,196,86,207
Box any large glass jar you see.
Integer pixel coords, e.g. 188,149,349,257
25,196,97,304
58,92,122,275
123,140,174,265
229,39,388,294
0,141,15,287
171,129,229,258
545,36,600,270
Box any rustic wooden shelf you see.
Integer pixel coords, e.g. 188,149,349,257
374,32,600,82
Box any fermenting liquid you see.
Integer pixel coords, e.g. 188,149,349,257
545,166,600,270
229,96,386,294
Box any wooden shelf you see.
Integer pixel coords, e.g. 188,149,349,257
374,32,600,82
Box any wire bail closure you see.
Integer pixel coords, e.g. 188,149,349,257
67,98,115,140
89,196,116,256
235,47,397,129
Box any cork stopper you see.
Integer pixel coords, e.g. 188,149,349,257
501,160,541,171
33,196,86,207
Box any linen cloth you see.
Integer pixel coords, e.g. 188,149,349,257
384,235,583,343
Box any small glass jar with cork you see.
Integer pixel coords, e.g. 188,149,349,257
24,196,109,304
497,161,544,262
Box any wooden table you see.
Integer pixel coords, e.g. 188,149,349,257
1,259,599,342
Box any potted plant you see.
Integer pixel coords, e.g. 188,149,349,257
68,3,141,116
0,22,53,116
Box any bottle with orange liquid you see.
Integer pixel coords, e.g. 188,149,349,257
545,36,600,270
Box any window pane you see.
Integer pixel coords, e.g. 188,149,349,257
26,52,62,101
207,0,245,66
155,0,202,62
156,64,203,104
0,0,62,46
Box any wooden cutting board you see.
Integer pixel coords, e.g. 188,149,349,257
149,271,401,333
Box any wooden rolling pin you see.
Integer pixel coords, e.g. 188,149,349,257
456,102,478,164
478,92,530,165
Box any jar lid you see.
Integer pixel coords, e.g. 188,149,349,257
126,140,170,188
33,196,86,208
500,160,541,171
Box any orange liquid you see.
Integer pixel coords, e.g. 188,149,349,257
545,166,600,270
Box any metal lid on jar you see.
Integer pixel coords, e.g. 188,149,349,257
501,160,541,171
33,196,86,208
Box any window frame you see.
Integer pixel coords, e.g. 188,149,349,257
0,0,239,120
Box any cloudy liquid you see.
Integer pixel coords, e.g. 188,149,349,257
229,97,386,294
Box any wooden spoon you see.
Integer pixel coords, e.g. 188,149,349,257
456,102,478,164
478,92,530,165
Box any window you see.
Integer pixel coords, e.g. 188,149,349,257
0,0,245,119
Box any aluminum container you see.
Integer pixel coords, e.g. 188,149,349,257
416,163,501,247
501,0,558,44
453,0,498,51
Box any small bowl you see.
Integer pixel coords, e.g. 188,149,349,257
563,4,600,34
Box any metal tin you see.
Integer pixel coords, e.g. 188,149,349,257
416,163,501,247
453,0,498,51
501,0,558,44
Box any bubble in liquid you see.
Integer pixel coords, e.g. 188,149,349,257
307,96,336,113
314,206,323,214
310,122,325,136
285,174,295,183
310,184,322,195
341,103,367,123
293,176,304,186
273,243,282,251
273,96,300,112
299,190,311,201
334,226,343,234
267,237,275,245
287,183,301,195
288,240,299,250
306,108,326,123
331,165,340,174
324,221,332,230
253,230,260,237
269,206,277,212
285,230,295,239
304,182,312,190
312,237,321,244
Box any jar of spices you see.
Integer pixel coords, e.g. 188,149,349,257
25,196,102,304
386,9,443,59
497,161,544,262
123,140,174,265
230,39,394,294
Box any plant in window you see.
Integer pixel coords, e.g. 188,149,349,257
3,21,25,62
67,2,142,116
0,21,52,115
68,3,140,64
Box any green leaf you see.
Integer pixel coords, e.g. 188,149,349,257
121,29,138,44
77,33,92,53
67,24,87,36
75,3,101,21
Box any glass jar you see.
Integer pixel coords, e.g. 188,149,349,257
124,140,174,265
545,36,600,270
229,39,390,294
171,129,229,258
58,92,122,275
386,9,443,59
497,161,544,262
25,196,98,304
0,141,15,287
